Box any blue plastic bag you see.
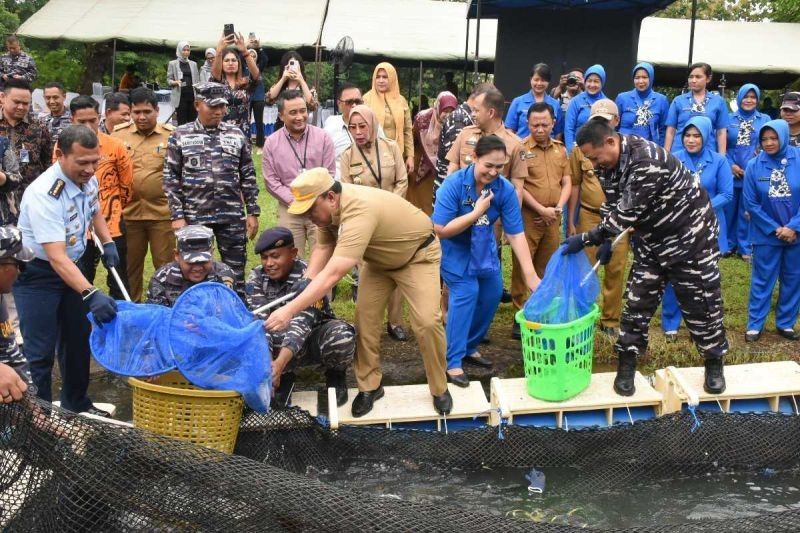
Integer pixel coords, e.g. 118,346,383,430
467,219,500,276
523,244,600,324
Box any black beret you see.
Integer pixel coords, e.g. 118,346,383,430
254,227,295,254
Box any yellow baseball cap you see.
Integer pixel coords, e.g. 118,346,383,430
287,168,336,215
589,98,619,121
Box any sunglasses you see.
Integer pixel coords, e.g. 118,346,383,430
339,98,364,106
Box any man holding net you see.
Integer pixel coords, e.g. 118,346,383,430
563,119,728,396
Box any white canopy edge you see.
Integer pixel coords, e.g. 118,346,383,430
17,0,497,62
638,17,800,75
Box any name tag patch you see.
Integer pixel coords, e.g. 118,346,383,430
181,135,205,148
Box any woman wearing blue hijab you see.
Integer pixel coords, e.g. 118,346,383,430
665,62,729,154
564,64,606,150
661,116,733,341
724,84,769,258
743,119,800,342
615,62,669,145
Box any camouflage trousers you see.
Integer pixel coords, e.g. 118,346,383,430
617,238,729,361
281,319,356,374
205,221,247,294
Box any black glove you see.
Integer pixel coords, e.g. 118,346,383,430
290,277,312,294
597,239,613,265
84,289,118,324
562,234,588,255
101,241,120,269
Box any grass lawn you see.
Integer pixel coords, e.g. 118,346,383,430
96,150,799,377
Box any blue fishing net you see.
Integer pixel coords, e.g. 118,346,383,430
523,244,600,324
89,282,272,412
169,283,272,412
89,301,175,377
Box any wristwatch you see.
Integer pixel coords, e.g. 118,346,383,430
81,287,98,300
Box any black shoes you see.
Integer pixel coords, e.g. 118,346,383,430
272,372,296,408
84,405,112,418
777,328,800,341
745,331,762,343
351,385,384,418
500,289,512,304
325,369,348,407
387,323,408,341
511,322,521,340
613,354,637,396
704,358,726,394
433,390,453,415
447,371,470,388
463,352,492,369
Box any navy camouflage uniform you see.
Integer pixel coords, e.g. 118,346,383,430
585,134,728,360
0,51,37,89
0,226,33,384
246,260,354,374
434,101,473,201
38,108,72,145
163,83,260,292
0,137,21,225
147,261,235,307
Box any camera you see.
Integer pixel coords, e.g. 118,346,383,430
288,59,297,68
566,74,578,87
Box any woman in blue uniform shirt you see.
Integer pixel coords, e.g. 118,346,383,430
665,62,729,154
661,116,733,341
564,64,607,150
505,63,563,140
743,119,800,342
615,62,669,145
725,83,769,258
433,135,540,386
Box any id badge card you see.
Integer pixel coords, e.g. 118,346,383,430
19,148,29,164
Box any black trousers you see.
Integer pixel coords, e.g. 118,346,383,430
251,100,265,147
176,91,197,125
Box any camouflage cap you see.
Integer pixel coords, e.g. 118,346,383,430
193,82,228,106
176,225,214,263
0,226,33,262
781,92,800,112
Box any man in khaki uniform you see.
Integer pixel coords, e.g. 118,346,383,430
567,99,629,337
264,168,451,419
112,87,175,301
511,102,572,338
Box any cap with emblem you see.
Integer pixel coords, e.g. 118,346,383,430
287,167,336,215
193,82,229,106
0,226,33,262
589,99,619,121
175,225,214,263
780,92,800,112
255,227,295,254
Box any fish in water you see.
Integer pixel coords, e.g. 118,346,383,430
526,467,545,494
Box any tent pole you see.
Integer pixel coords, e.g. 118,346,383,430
418,61,423,105
473,0,481,81
687,0,697,67
111,39,117,90
463,17,469,95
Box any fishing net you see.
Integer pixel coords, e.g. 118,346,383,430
3,396,800,532
89,282,271,412
524,244,600,324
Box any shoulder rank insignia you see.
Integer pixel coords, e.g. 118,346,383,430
48,178,65,199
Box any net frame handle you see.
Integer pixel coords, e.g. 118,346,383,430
580,228,632,286
92,232,132,302
252,291,298,315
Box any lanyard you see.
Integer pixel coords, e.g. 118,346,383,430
355,140,382,186
286,130,309,171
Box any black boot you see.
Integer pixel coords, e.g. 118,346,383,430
325,369,348,407
272,372,296,408
613,354,636,396
704,357,726,394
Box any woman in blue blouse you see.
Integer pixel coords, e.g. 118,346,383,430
724,83,770,258
662,116,733,340
615,62,669,145
505,63,563,140
432,136,540,386
743,119,800,342
564,64,607,150
665,62,729,154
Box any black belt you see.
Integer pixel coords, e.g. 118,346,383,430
416,233,435,253
580,204,601,215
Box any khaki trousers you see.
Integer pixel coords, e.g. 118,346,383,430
355,264,404,325
126,219,175,302
577,207,629,328
354,240,447,396
511,215,561,309
278,204,317,259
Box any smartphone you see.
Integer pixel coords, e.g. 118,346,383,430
224,23,235,38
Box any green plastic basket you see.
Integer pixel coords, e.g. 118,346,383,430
515,304,600,402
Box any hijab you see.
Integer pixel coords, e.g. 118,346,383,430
682,116,713,168
348,104,380,147
759,119,793,225
632,62,654,99
176,41,190,63
420,91,458,166
363,62,406,145
736,83,761,119
760,119,790,161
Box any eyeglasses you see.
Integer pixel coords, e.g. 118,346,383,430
339,98,364,106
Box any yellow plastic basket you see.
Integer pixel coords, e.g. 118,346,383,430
128,371,244,454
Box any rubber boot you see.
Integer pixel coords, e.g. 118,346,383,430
704,357,726,394
325,369,348,407
613,353,637,396
272,372,296,408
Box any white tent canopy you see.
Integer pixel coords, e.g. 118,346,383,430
17,0,497,62
638,17,800,75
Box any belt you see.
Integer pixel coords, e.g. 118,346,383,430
415,233,436,253
580,204,601,215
